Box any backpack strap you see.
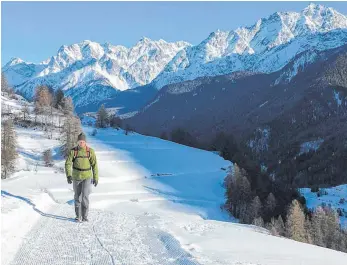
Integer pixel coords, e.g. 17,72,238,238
72,147,78,163
86,146,90,159
72,146,91,164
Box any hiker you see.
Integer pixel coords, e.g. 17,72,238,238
65,132,98,222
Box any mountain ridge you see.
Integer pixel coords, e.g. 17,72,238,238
2,3,347,113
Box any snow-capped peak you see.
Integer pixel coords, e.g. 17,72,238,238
2,3,346,111
5,57,25,67
300,3,347,32
2,37,190,108
137,36,152,44
152,4,347,90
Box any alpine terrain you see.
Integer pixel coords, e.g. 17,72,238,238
1,92,347,265
2,2,347,264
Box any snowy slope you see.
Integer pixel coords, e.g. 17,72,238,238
2,39,190,108
300,185,347,228
1,92,34,113
2,124,347,264
152,3,347,90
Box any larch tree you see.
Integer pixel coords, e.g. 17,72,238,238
324,207,340,249
249,196,262,224
274,215,285,236
310,206,325,247
61,115,81,157
62,97,74,115
1,119,18,179
252,216,264,227
286,200,307,243
53,88,65,109
34,85,53,128
1,73,9,92
267,217,280,236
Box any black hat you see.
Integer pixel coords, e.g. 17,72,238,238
77,132,86,141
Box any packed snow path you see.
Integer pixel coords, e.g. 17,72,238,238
2,127,347,265
8,202,199,265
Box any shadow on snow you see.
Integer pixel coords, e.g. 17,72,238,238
1,190,76,223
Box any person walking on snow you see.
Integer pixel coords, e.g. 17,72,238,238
65,132,98,222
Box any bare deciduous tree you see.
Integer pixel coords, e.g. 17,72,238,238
61,115,82,157
62,96,74,115
1,119,18,178
21,102,30,121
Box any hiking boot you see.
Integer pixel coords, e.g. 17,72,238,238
75,217,81,222
82,217,89,222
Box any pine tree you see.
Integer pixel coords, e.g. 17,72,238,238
268,217,280,236
96,104,109,128
226,165,252,219
233,163,243,180
286,200,307,243
252,216,264,227
238,203,249,223
1,73,12,93
62,97,74,115
265,192,277,217
311,207,325,247
53,88,65,109
249,196,262,223
304,218,313,244
274,215,285,236
324,207,340,249
1,119,18,178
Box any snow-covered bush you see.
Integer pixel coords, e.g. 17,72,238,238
91,129,98,136
43,149,53,167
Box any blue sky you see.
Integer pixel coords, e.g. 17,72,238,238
1,1,347,65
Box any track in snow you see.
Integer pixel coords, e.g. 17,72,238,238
9,203,200,265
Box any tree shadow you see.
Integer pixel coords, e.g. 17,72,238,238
1,190,76,223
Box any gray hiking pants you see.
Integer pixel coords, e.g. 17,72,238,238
73,179,91,218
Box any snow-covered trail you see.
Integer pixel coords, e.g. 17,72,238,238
6,200,198,265
2,127,347,265
2,127,226,265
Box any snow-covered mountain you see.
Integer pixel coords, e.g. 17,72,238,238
151,3,347,89
2,3,347,112
2,39,190,108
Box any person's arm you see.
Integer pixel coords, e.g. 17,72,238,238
65,150,74,178
90,149,98,181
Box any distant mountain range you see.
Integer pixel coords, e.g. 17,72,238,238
3,3,347,114
3,38,190,111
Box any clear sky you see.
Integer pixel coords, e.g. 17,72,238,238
1,1,347,65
